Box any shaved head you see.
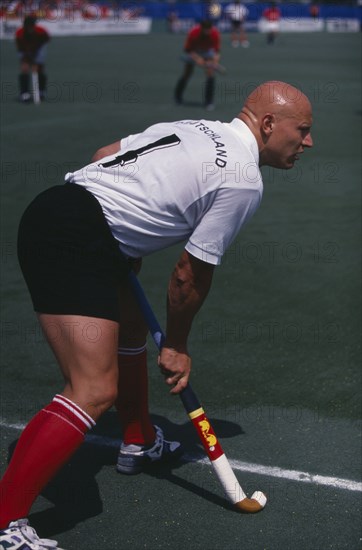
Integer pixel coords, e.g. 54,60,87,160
241,81,312,123
238,81,313,169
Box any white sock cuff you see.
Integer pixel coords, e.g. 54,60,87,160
53,394,96,430
118,344,147,356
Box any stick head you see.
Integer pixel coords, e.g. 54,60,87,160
234,491,267,513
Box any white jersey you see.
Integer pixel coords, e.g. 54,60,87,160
224,3,249,22
65,118,263,265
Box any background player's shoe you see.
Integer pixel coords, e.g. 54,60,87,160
20,92,31,103
0,518,64,549
117,425,183,475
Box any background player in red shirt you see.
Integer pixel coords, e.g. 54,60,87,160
262,2,281,45
174,19,221,110
15,15,50,102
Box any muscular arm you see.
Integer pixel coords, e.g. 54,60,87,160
91,140,121,162
166,250,214,348
159,249,215,394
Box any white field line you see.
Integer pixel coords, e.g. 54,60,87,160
1,420,361,493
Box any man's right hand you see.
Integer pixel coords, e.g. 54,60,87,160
158,346,191,394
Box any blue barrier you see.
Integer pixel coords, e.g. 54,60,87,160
109,2,361,23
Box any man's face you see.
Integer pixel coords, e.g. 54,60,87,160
265,103,313,169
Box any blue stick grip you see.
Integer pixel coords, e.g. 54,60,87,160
128,271,201,413
128,271,165,350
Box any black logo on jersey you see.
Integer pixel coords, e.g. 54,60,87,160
100,134,181,168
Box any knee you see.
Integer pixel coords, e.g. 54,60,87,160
69,375,119,421
87,384,118,419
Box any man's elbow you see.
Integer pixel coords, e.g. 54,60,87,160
91,147,107,162
91,141,121,163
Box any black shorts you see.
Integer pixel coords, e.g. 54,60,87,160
231,19,243,30
17,184,130,322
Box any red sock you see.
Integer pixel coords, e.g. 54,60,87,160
0,394,95,528
116,345,155,446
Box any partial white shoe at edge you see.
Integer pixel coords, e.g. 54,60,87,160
0,518,65,550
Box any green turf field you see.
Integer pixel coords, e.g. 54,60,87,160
0,28,361,550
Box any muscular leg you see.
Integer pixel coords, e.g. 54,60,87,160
0,313,119,527
40,313,119,419
114,272,183,474
115,271,155,446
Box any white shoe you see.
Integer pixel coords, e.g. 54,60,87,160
117,425,183,474
0,518,65,549
20,92,31,103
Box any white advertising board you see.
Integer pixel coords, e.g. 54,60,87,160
0,16,152,39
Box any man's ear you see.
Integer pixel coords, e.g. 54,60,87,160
261,114,275,136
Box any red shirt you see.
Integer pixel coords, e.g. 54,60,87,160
184,25,220,53
16,25,50,55
262,7,281,21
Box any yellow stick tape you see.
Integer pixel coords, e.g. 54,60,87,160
188,407,204,420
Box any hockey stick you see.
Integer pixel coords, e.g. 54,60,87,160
128,270,267,513
212,62,227,75
203,61,227,75
31,67,40,105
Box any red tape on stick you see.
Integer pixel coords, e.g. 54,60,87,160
189,407,224,461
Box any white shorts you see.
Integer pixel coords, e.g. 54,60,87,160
263,20,280,32
181,50,217,64
19,45,47,64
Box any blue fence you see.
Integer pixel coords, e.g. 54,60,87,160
117,2,361,22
